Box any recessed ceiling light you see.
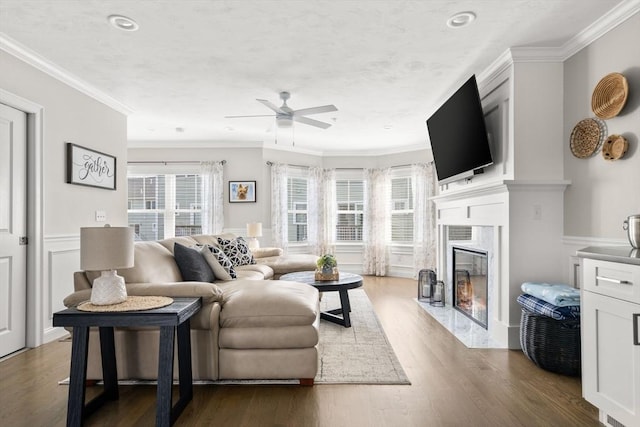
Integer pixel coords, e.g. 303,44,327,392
108,14,139,32
383,125,393,130
224,126,235,131
175,127,185,133
446,11,476,28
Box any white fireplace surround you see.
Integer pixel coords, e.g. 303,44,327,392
432,180,569,349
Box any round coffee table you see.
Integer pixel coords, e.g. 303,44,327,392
280,271,363,328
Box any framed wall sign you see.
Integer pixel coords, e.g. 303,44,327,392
66,143,117,190
229,180,256,203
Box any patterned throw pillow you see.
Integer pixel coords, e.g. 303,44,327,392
217,236,256,266
200,245,236,280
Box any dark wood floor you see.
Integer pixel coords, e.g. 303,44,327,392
0,276,598,427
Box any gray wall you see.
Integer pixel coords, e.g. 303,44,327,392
1,51,129,235
563,13,640,239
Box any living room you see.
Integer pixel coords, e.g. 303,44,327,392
1,1,639,426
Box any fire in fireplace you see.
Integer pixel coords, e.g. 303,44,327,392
452,246,488,329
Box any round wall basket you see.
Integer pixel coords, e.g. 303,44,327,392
570,118,606,158
602,134,628,161
591,72,628,119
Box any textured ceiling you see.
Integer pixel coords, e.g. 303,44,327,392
0,0,625,154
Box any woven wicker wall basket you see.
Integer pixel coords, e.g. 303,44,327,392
591,72,629,119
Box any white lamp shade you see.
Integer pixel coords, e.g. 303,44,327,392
81,226,134,271
246,222,263,238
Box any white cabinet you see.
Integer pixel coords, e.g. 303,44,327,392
581,257,640,427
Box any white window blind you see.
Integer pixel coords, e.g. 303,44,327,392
336,179,364,241
390,175,413,243
127,173,203,240
287,175,308,242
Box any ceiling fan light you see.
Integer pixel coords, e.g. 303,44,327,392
276,117,293,127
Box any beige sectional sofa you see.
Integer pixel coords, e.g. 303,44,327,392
63,233,321,384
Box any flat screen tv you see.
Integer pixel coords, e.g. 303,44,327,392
426,75,493,185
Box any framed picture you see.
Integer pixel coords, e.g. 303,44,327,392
229,181,256,203
66,143,116,190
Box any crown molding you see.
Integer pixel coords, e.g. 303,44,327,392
510,0,639,63
127,140,265,149
0,32,134,115
127,138,429,157
561,0,640,60
479,0,639,76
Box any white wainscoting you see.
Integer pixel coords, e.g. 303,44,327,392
42,234,79,343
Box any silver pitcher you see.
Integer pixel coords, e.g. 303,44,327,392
623,214,640,248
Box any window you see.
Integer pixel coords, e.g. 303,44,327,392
336,179,364,241
390,175,413,243
287,175,308,242
127,173,203,240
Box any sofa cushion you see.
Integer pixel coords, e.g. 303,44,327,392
219,324,319,349
200,245,236,280
115,241,183,284
217,236,255,266
219,280,319,328
157,236,199,253
191,233,236,248
254,254,319,275
234,269,266,280
252,247,284,258
174,243,215,282
235,263,274,279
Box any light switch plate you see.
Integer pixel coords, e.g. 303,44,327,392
95,210,107,222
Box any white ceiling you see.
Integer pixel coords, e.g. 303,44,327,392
0,0,626,154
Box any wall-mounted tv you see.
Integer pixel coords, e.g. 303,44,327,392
426,75,493,185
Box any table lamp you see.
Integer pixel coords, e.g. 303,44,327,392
81,225,134,305
246,222,262,250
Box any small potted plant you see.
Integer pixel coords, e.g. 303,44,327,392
315,254,339,281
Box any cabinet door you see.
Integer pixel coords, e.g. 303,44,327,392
582,290,640,427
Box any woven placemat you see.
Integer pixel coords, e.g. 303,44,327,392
77,296,174,312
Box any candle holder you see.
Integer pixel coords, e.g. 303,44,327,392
430,280,445,307
418,269,436,302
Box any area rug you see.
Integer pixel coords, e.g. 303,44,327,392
60,289,409,386
316,288,410,384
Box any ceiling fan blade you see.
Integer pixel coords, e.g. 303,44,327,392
256,99,284,114
292,105,338,116
224,114,275,118
292,115,332,129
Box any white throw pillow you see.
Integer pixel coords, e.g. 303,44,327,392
217,236,256,266
200,245,236,280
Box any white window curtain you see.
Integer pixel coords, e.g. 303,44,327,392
270,162,289,251
412,163,437,277
200,161,225,234
363,168,390,276
308,167,336,255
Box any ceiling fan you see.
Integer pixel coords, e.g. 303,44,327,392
225,91,337,129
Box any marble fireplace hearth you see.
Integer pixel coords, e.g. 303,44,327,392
416,300,504,349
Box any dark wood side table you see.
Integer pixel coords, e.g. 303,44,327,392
280,271,363,327
53,297,201,427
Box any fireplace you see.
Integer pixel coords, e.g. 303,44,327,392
452,246,488,329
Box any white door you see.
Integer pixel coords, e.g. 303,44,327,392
0,103,27,358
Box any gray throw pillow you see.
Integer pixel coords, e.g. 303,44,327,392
173,242,215,282
200,245,236,280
